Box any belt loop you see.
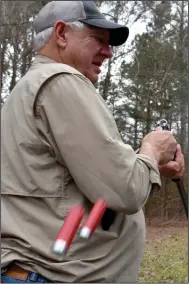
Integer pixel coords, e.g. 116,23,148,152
1,267,8,274
28,272,38,282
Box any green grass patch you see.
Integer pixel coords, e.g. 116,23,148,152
137,229,188,283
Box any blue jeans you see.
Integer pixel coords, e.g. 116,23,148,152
1,272,50,283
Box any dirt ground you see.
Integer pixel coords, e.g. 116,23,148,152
146,221,188,240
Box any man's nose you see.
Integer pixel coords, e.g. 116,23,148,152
100,44,113,59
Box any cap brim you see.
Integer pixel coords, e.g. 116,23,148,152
80,18,129,46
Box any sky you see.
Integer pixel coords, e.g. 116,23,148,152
97,2,151,84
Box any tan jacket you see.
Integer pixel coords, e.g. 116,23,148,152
1,55,161,282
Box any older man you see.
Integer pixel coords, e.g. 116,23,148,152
1,1,184,283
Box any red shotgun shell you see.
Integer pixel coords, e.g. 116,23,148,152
80,199,107,239
52,205,85,255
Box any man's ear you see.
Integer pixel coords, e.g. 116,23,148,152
54,21,68,48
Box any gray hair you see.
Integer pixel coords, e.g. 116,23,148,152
33,21,86,51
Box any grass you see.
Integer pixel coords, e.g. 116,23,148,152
137,227,188,283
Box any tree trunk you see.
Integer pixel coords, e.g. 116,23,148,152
102,59,112,101
178,1,187,153
9,45,18,92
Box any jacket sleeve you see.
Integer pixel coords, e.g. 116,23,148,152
36,73,161,214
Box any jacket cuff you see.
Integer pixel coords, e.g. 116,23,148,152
137,153,161,198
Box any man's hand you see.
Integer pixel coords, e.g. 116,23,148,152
139,130,177,166
159,144,185,179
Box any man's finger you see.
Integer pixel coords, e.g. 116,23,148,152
155,127,162,131
174,144,182,162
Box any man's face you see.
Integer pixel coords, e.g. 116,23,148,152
60,24,113,84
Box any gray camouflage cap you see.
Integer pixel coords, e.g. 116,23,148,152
34,1,129,46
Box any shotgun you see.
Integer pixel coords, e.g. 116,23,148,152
157,119,188,219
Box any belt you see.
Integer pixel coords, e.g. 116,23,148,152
2,264,50,282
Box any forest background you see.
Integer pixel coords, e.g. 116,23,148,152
1,0,188,228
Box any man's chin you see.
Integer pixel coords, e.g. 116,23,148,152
86,73,99,85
